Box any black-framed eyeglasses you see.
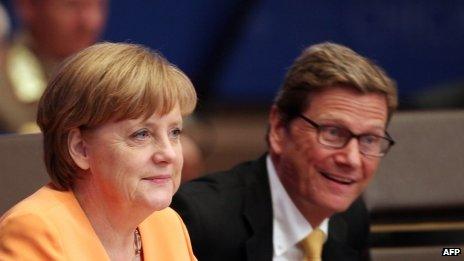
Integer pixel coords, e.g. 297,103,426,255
298,114,395,157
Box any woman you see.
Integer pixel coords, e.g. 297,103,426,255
0,42,197,260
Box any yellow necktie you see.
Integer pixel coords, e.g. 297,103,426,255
300,228,325,261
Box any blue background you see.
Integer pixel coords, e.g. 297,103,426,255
5,0,464,109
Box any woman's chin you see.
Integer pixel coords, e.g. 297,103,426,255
140,192,173,212
134,180,176,211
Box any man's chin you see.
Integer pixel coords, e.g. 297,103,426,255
322,196,356,214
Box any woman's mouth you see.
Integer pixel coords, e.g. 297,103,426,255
142,175,172,184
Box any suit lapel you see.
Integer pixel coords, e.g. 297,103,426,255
323,214,359,260
242,155,274,261
237,155,364,260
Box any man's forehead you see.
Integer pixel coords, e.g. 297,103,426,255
317,111,387,129
305,89,389,129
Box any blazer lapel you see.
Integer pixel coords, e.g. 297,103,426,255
323,215,359,260
242,155,274,261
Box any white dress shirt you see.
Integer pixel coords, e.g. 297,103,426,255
266,156,328,261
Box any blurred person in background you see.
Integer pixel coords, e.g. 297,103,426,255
0,0,107,133
0,2,11,132
0,2,10,63
0,42,197,260
181,128,205,183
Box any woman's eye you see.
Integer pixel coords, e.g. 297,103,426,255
169,128,182,139
131,129,151,140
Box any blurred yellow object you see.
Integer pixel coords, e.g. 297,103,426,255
19,121,40,134
6,40,46,103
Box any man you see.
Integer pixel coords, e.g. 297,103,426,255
171,42,397,260
0,0,108,132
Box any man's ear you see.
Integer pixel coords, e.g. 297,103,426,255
268,106,286,155
68,128,90,170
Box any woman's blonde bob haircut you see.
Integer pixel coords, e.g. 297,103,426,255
37,42,197,190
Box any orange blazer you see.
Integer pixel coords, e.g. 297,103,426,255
0,184,196,260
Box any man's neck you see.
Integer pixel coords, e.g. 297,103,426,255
270,153,333,228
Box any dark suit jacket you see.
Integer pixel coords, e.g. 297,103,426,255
171,155,370,261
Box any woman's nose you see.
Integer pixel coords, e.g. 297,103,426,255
151,138,178,165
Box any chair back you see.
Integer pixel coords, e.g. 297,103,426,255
0,133,49,214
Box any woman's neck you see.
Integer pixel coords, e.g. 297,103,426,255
72,180,147,260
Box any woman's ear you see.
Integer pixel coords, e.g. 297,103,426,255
268,106,286,155
68,128,90,170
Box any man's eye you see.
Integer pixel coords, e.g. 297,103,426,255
131,129,150,140
361,135,380,145
324,126,344,137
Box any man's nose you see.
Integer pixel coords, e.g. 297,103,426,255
334,138,362,169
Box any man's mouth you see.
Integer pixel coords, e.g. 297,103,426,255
320,172,355,185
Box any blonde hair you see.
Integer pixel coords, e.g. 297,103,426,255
275,42,397,124
37,42,197,189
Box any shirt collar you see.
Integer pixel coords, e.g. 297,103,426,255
266,155,329,257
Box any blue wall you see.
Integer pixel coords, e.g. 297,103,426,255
6,0,464,109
